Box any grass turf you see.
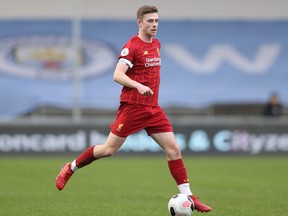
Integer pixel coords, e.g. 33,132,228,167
0,155,287,216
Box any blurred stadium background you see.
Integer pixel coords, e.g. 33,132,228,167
0,0,288,156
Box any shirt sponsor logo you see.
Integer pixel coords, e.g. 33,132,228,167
145,57,161,67
0,35,116,81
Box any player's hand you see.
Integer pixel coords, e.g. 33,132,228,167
137,84,154,96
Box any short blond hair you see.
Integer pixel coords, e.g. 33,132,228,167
137,5,158,20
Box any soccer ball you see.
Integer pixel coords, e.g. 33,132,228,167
168,194,195,216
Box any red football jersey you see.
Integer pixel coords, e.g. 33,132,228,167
118,35,161,106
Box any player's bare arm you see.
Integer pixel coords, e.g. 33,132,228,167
113,62,154,96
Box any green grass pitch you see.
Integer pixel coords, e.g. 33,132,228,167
1,155,287,216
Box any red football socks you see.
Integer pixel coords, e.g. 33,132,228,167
168,158,189,185
75,145,97,168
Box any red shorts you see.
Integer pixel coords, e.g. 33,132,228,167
110,103,173,138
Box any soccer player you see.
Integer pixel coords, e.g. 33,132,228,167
56,5,212,213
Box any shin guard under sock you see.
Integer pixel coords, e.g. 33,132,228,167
75,145,97,168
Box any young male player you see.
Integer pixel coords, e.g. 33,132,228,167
56,5,212,213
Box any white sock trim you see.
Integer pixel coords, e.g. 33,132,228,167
178,183,193,195
71,160,78,172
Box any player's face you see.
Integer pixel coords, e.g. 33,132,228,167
138,13,159,38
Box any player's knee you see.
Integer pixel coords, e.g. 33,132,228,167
103,147,116,157
166,146,181,159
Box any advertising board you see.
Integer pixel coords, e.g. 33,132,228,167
1,119,287,155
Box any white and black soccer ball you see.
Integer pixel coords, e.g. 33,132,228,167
168,194,195,216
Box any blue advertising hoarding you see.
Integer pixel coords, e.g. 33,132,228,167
0,20,287,117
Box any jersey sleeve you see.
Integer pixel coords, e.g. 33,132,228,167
118,39,135,68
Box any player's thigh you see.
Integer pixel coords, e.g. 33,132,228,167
105,132,126,151
151,132,181,160
94,132,126,157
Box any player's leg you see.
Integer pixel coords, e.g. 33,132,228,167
145,108,190,191
150,132,190,190
151,132,212,212
73,132,126,168
55,132,126,191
